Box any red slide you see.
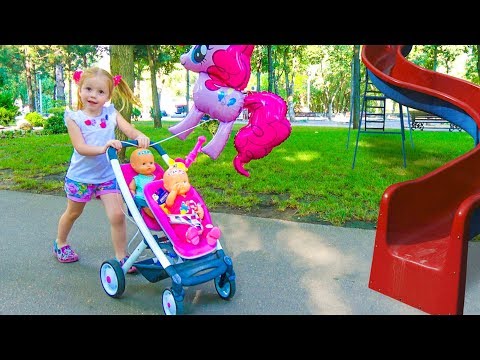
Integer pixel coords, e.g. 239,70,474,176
363,45,480,314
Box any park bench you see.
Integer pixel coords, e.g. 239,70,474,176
294,112,321,118
409,109,462,132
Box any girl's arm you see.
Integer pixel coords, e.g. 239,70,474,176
66,117,121,155
116,112,150,148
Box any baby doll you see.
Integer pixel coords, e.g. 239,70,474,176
129,148,157,218
162,161,221,246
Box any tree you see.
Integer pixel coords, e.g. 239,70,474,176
134,45,188,128
110,45,135,162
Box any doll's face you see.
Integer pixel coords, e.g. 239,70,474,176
131,151,155,175
163,170,190,194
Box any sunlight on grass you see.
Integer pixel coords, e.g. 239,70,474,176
285,151,321,162
1,124,475,227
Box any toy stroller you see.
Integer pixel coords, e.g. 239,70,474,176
99,136,236,315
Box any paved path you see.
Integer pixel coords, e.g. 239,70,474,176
2,190,480,315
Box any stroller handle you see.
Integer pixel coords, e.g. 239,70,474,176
106,140,168,162
107,137,206,169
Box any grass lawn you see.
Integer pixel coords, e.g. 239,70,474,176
0,120,474,228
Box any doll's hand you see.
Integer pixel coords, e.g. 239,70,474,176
173,183,183,192
196,204,204,219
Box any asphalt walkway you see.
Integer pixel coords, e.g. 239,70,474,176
3,190,480,315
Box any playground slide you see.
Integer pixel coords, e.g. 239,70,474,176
363,45,480,314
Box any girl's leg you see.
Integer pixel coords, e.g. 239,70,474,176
100,192,128,260
57,198,87,247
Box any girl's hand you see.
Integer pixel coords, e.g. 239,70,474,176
104,139,122,153
136,135,150,149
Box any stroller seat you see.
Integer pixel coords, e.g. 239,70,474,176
101,137,236,315
143,179,218,259
120,162,164,231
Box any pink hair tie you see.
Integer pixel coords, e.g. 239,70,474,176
73,70,83,84
113,75,122,87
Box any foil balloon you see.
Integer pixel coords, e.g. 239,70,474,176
169,44,292,177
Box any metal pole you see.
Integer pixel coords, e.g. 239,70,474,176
39,77,43,115
186,69,190,113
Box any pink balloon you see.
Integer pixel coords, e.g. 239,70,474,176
169,45,291,177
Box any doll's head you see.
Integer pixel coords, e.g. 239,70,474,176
130,148,155,175
163,161,190,195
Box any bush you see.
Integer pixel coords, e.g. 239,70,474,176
0,107,16,126
0,91,19,115
132,107,141,121
200,118,219,135
43,106,67,134
25,112,45,127
149,107,167,119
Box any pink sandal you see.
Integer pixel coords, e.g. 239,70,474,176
53,241,79,263
119,256,137,274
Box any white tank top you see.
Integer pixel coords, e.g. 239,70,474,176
65,104,118,184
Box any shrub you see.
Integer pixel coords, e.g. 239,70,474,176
0,107,16,126
149,107,167,119
132,107,141,121
25,112,46,127
200,118,219,135
0,91,19,115
43,106,67,134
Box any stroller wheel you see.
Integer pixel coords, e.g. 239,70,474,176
100,259,126,298
214,273,236,300
162,288,184,315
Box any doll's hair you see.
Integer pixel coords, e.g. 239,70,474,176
130,148,154,163
75,66,141,112
165,161,188,176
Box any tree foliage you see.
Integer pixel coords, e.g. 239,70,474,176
1,44,479,126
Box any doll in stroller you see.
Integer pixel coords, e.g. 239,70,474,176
99,136,236,315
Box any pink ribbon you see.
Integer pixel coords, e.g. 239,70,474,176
73,70,83,84
113,75,122,87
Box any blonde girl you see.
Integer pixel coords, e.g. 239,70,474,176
54,66,149,273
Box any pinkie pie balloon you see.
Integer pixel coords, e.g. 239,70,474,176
168,45,292,177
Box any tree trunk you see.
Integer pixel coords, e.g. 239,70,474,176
283,50,295,121
433,45,438,72
267,45,273,93
476,45,480,81
147,45,162,128
23,48,35,112
110,45,135,162
68,78,73,108
55,64,66,104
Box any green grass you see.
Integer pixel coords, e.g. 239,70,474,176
0,121,474,227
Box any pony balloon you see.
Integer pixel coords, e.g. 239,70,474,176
168,45,292,177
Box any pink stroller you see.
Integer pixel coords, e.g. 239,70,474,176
99,136,236,315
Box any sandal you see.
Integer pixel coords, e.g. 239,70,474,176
53,240,79,263
119,255,137,274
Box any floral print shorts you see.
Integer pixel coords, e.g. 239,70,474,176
64,177,120,202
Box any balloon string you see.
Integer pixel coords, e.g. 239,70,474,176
150,119,216,146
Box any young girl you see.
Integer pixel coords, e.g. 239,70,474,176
54,66,150,274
